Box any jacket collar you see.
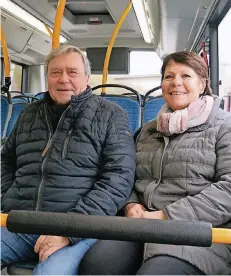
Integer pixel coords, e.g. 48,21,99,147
70,86,92,104
44,86,92,105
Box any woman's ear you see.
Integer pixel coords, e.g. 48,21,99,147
200,78,206,95
204,79,207,90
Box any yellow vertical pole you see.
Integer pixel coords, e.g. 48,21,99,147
0,25,10,77
101,1,132,94
52,0,66,49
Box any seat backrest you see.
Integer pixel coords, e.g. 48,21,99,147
12,97,29,103
142,86,164,124
143,97,165,123
1,95,11,138
104,95,141,134
34,92,46,100
6,102,28,137
92,84,141,134
12,95,38,103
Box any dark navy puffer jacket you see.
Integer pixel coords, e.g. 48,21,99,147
1,88,136,226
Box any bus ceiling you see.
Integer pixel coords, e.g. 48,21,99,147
0,0,221,64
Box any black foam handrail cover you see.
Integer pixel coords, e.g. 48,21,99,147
7,211,212,247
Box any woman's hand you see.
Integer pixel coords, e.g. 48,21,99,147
141,210,167,220
125,203,146,218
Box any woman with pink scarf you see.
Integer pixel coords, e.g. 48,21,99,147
80,51,231,275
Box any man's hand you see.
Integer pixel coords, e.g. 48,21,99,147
125,203,146,218
34,235,70,262
141,210,167,220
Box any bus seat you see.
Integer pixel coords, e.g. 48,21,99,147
34,92,46,100
7,261,36,275
92,84,142,134
1,95,12,138
6,102,28,137
142,86,164,124
12,97,29,103
143,97,165,123
104,95,141,133
12,95,39,103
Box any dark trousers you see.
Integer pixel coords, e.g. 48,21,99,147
137,255,205,275
79,240,205,275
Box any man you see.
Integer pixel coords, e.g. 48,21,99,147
1,45,136,275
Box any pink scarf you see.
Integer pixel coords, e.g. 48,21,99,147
157,96,214,136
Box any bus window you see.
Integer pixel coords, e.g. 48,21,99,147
89,51,162,96
1,58,4,87
9,62,23,94
218,8,231,100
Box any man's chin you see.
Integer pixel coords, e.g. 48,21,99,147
55,96,72,105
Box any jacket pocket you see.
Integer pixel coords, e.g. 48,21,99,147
62,129,73,160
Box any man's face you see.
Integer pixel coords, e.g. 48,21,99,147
47,52,89,105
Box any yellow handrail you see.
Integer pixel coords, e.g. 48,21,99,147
0,25,10,77
44,24,53,38
101,1,132,94
52,0,66,49
212,228,231,244
1,214,8,227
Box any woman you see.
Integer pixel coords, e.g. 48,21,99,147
79,51,231,275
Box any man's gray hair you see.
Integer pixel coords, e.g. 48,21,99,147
45,45,91,77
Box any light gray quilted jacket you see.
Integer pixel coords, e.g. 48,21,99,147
129,96,231,275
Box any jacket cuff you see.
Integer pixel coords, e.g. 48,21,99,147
162,207,170,220
68,237,82,245
126,191,140,205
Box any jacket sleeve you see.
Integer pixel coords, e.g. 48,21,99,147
127,190,140,204
68,107,136,218
1,120,19,200
164,116,231,226
126,127,144,205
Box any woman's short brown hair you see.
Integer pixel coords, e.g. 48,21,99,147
161,51,212,95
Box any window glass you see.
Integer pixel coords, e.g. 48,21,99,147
1,58,4,87
89,51,162,96
9,62,23,94
218,8,231,102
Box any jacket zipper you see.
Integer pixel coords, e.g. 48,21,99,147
147,136,169,209
35,104,71,211
143,137,169,261
61,105,87,160
62,129,73,160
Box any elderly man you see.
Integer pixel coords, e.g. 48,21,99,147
1,45,136,275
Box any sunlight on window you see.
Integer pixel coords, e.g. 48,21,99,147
10,62,22,93
89,51,162,95
218,8,231,104
130,51,162,75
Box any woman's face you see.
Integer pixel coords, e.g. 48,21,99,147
161,60,205,111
